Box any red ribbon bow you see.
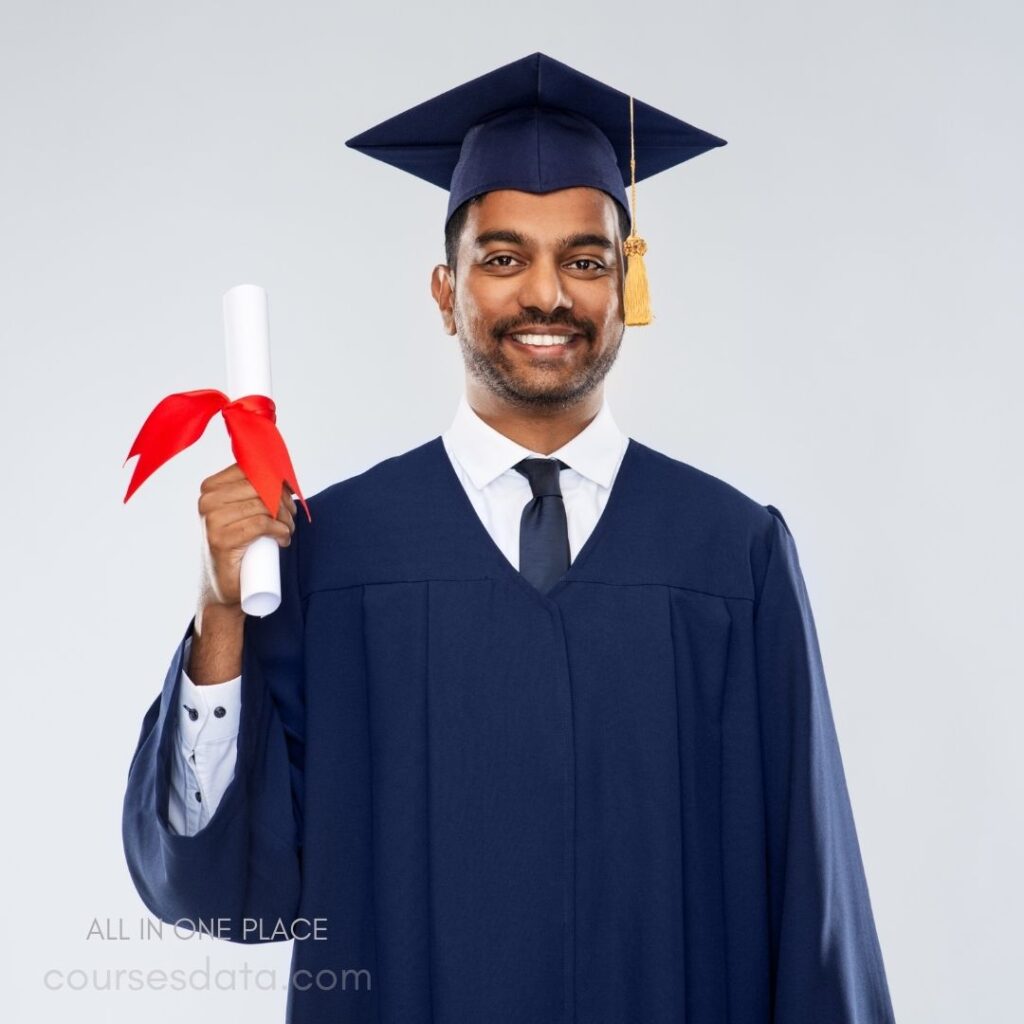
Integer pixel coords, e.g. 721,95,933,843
123,389,311,523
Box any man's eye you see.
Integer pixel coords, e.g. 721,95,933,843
568,258,604,271
485,255,518,267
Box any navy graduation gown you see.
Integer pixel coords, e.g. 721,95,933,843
122,436,896,1023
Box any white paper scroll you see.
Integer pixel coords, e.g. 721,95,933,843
223,284,281,617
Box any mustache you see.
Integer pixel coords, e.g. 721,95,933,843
491,313,596,342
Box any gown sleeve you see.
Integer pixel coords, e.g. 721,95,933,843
121,514,306,944
754,505,896,1022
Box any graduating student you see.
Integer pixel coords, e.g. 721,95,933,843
122,52,896,1024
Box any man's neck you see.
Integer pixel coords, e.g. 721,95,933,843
465,381,604,455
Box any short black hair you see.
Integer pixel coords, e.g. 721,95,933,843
444,193,630,271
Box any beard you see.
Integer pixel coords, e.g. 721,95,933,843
453,306,624,411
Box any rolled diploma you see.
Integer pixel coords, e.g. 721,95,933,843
223,284,281,617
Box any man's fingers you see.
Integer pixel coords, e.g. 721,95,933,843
204,497,296,530
209,514,292,553
200,463,246,490
198,480,255,513
199,477,300,514
198,481,294,514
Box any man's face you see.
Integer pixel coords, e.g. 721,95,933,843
433,187,626,410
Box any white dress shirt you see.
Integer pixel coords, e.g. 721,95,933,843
169,392,629,836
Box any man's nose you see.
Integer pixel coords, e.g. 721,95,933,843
516,257,572,315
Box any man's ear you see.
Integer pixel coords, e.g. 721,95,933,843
430,264,457,336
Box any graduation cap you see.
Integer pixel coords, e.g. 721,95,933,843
345,52,726,326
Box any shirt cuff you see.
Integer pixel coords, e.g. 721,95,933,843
178,635,242,747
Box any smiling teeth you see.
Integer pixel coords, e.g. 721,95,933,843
511,333,573,346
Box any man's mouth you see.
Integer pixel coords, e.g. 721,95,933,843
505,331,581,348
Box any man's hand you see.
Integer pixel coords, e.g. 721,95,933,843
197,463,297,611
187,465,297,684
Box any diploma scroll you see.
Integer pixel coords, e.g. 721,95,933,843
223,284,282,617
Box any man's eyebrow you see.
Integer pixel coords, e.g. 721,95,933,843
558,232,615,251
474,229,530,247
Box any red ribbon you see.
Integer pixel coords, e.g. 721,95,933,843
123,390,311,523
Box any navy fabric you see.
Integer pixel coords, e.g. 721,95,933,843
514,456,570,594
343,52,728,225
122,436,896,1023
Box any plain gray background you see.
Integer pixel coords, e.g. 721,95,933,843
2,0,1021,1020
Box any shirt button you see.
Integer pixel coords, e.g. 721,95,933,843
183,704,199,722
194,791,202,803
214,706,226,718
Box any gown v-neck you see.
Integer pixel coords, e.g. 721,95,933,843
431,434,639,607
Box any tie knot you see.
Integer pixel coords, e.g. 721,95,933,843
514,457,568,498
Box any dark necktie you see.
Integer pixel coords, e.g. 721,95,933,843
514,457,570,593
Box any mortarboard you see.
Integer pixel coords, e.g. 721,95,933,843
345,52,726,326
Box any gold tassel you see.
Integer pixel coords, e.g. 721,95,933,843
623,235,651,326
623,95,652,326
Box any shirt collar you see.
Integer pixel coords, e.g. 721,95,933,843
442,392,628,491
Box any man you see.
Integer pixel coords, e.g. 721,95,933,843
123,53,896,1023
